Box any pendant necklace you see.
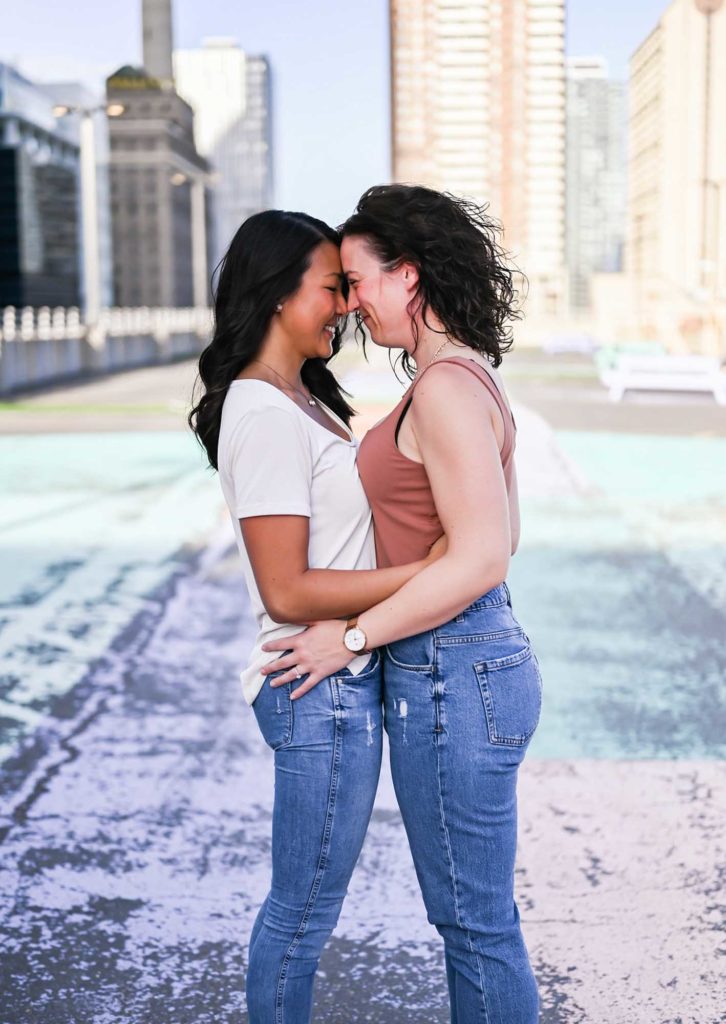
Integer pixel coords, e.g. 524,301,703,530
252,359,317,406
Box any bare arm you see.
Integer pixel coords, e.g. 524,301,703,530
355,361,511,646
241,515,440,624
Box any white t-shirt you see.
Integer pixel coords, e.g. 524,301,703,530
218,379,376,705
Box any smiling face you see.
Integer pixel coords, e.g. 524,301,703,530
341,235,420,352
280,240,347,359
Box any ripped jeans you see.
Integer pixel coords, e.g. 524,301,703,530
384,582,542,1024
246,650,383,1024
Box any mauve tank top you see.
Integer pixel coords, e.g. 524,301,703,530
356,356,517,569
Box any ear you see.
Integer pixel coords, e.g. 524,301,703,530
399,261,419,294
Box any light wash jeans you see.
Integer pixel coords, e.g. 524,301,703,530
384,581,542,1023
246,650,383,1023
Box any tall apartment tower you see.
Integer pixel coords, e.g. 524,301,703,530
174,39,273,272
627,0,725,353
566,57,627,311
390,0,566,315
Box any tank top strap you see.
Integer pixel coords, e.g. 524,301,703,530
412,355,516,458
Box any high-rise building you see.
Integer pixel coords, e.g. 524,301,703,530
390,0,566,316
174,39,273,273
38,81,115,313
627,0,725,353
566,57,627,311
0,63,81,307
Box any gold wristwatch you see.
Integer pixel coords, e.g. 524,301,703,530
343,615,369,654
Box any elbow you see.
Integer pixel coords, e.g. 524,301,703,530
475,555,509,592
454,549,509,596
490,558,510,589
264,589,307,625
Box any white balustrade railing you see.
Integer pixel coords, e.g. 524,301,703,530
0,305,214,393
1,305,212,342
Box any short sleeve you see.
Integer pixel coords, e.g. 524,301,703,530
224,405,314,519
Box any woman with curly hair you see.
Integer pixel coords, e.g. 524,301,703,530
262,185,542,1022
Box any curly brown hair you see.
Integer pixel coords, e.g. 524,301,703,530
341,183,524,375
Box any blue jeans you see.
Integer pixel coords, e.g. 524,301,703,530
247,650,383,1023
384,582,542,1024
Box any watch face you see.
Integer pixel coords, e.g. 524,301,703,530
345,627,367,652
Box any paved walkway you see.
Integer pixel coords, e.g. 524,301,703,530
1,354,724,1022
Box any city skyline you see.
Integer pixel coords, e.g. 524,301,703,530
3,0,670,225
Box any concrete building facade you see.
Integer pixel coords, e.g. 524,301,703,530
390,0,566,316
626,0,726,353
174,39,273,273
566,57,627,312
0,63,81,308
38,81,115,314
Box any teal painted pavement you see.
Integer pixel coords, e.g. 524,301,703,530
514,431,726,760
0,432,225,764
1,428,724,768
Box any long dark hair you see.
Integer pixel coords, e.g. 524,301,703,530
189,210,353,469
341,184,523,377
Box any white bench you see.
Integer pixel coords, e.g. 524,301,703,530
601,354,726,405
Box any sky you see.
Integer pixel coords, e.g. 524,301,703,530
2,0,671,226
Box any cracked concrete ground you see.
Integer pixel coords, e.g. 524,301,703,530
1,353,724,1023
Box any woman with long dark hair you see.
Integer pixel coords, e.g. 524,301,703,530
262,185,542,1023
189,209,443,1023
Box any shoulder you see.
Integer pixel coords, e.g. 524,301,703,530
223,384,301,429
411,360,501,424
220,388,311,455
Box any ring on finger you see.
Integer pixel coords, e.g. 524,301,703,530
294,667,302,679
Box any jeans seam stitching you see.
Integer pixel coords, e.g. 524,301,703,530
473,948,492,1023
273,680,344,1022
433,644,465,934
438,627,525,647
385,644,434,672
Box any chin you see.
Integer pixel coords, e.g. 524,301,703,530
315,340,334,359
366,325,382,345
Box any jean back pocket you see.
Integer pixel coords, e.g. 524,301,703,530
474,646,542,746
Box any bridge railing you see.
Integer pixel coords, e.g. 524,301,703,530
0,306,213,395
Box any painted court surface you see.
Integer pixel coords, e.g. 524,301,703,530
0,355,724,1023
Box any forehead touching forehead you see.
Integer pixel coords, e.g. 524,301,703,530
309,239,342,278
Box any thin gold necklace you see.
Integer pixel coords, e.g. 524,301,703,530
415,338,453,376
251,359,317,407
